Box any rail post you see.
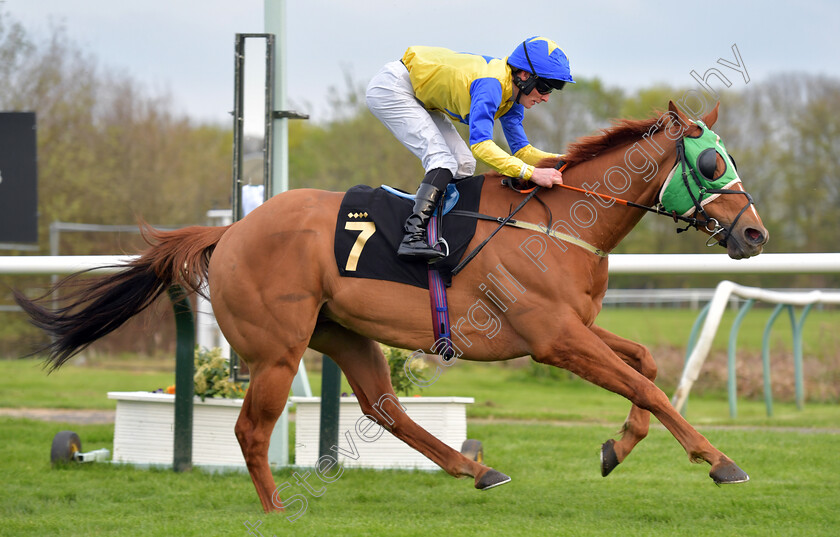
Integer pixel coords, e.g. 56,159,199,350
727,298,755,418
169,285,195,472
318,355,342,460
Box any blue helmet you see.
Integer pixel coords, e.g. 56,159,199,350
508,36,575,94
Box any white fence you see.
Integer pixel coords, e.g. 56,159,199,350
671,281,840,414
0,255,135,275
3,252,839,411
4,252,839,277
605,253,840,274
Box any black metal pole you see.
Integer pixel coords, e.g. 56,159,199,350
232,34,245,222
169,285,195,472
318,355,341,460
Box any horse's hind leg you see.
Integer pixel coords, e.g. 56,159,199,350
590,325,656,477
309,322,509,490
234,349,304,513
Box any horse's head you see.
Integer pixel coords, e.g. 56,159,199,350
661,101,768,259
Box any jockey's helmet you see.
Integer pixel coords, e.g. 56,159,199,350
508,36,575,95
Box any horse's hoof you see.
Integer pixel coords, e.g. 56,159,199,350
709,459,750,485
475,468,511,490
601,439,620,477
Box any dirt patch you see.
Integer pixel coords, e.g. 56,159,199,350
490,346,840,404
650,345,840,403
0,407,115,424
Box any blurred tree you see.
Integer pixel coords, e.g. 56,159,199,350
0,11,232,357
523,76,625,153
288,74,423,193
6,7,836,284
0,12,232,256
619,84,677,119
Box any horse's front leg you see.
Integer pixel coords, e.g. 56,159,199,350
531,320,749,485
589,324,656,477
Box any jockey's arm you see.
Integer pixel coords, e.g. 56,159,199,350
514,144,560,167
467,78,559,180
470,139,538,179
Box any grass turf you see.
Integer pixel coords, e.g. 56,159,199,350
2,417,838,537
2,304,838,535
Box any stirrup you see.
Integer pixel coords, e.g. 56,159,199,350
432,238,450,259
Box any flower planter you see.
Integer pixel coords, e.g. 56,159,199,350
107,391,287,470
290,396,473,471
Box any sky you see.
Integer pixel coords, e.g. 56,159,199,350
6,0,840,132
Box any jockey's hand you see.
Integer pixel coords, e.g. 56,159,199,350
529,167,563,188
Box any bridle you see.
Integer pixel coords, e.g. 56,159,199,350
449,122,757,275
510,127,756,248
670,136,754,247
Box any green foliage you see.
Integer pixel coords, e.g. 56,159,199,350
523,75,625,151
288,78,425,194
193,347,245,401
619,84,678,118
381,345,427,396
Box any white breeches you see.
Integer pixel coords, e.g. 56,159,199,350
366,60,476,179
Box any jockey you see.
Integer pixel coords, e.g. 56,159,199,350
366,36,575,262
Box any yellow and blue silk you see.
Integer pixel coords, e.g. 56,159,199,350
402,46,556,179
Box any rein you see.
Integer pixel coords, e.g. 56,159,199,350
547,135,755,246
551,174,722,235
449,185,544,276
447,129,756,275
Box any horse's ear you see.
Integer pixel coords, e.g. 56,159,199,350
702,102,720,128
666,100,690,129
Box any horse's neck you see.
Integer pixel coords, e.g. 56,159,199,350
560,133,676,252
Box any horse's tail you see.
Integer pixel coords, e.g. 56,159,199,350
14,222,230,372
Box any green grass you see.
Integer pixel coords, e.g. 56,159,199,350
305,359,840,429
0,358,173,409
5,356,840,428
3,304,837,409
596,306,840,359
3,343,840,536
2,417,839,536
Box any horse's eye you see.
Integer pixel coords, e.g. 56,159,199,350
727,153,737,171
697,149,718,180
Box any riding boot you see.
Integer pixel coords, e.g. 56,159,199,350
397,181,446,262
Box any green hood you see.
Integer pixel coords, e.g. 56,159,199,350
659,120,741,217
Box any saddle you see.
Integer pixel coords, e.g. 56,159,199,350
333,176,484,289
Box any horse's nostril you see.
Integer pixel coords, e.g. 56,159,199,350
745,228,764,244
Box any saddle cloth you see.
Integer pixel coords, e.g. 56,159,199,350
334,176,484,288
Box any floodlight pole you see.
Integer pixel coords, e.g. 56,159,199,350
265,0,289,197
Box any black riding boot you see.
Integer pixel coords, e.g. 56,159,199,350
397,182,446,262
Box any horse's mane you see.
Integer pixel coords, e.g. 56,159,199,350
485,113,664,181
562,115,662,167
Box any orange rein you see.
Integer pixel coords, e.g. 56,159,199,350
520,162,633,207
555,183,631,207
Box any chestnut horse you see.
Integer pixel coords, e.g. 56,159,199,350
16,101,767,512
